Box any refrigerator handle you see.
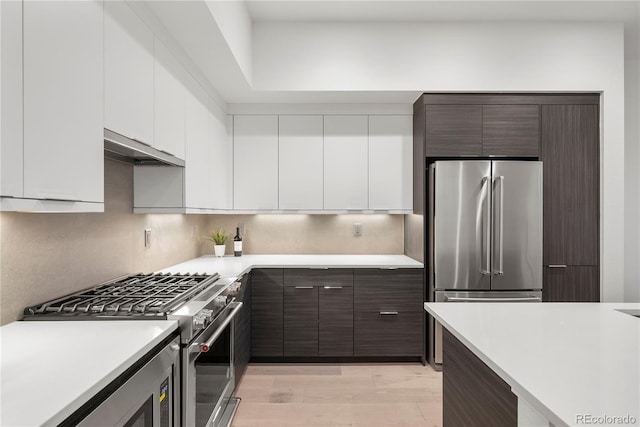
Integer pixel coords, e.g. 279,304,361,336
480,176,491,275
494,176,505,276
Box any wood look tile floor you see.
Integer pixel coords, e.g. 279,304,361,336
231,363,443,427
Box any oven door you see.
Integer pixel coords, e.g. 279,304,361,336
183,301,243,427
76,336,180,427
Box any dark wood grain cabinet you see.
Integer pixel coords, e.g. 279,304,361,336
354,268,424,357
234,274,251,383
283,269,353,357
284,286,318,356
443,328,517,426
541,104,599,267
251,269,283,357
425,104,482,156
319,286,353,356
482,104,539,157
543,266,599,302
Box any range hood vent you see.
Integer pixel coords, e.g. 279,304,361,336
104,129,185,167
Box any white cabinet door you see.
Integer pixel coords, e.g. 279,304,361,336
279,115,323,210
233,115,278,210
154,39,185,159
104,1,154,145
1,0,23,197
368,115,413,210
210,109,233,210
23,0,103,203
185,90,214,209
323,115,368,210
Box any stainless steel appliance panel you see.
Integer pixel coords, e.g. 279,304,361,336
433,161,492,291
77,336,180,427
490,161,543,291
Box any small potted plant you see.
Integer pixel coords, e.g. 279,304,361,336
206,229,229,257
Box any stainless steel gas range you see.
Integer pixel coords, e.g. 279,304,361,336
23,272,244,427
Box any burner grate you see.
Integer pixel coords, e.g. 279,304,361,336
24,273,219,318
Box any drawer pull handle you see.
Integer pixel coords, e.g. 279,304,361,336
547,264,567,268
294,286,314,289
379,311,399,315
323,286,343,289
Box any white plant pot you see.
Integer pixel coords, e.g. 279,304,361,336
214,245,226,257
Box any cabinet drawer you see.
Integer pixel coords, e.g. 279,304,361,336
354,310,423,356
284,268,353,287
354,269,423,312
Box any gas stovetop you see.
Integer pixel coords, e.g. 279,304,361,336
23,273,220,319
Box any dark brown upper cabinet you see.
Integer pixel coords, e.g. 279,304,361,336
482,105,539,157
541,104,599,266
425,105,482,156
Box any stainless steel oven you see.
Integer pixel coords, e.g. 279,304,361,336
23,273,245,427
75,335,180,427
183,300,243,427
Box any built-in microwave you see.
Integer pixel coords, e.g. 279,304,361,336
66,335,181,427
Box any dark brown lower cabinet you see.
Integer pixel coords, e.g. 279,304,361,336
353,268,424,358
443,328,517,427
234,274,251,382
284,286,319,356
354,310,423,356
251,269,284,357
543,266,599,302
319,286,353,356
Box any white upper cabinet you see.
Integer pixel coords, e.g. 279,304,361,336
278,115,324,210
234,115,279,210
0,0,23,198
22,0,104,204
211,111,234,210
154,39,185,159
323,115,369,210
368,115,413,211
104,1,154,146
184,89,215,210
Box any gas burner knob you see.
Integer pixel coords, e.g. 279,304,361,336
193,314,206,330
200,309,214,321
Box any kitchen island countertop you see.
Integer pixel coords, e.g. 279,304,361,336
424,302,640,427
159,254,423,278
0,320,178,426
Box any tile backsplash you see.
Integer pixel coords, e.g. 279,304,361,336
204,214,403,255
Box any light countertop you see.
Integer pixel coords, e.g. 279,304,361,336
0,320,178,426
424,302,640,427
159,254,423,278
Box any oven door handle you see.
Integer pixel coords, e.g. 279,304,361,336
189,301,243,354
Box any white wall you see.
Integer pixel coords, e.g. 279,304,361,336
206,0,252,83
625,59,640,302
253,21,626,301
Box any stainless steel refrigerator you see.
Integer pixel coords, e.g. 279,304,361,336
427,160,543,367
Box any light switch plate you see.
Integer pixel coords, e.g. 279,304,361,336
144,229,151,247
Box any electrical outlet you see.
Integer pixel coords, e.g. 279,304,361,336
144,229,151,247
353,223,362,237
238,223,245,236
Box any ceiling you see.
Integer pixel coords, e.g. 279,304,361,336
144,0,640,106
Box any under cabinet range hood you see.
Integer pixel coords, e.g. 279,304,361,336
103,129,185,167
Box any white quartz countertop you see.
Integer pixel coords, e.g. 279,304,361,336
424,302,640,427
159,254,423,278
0,320,178,426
